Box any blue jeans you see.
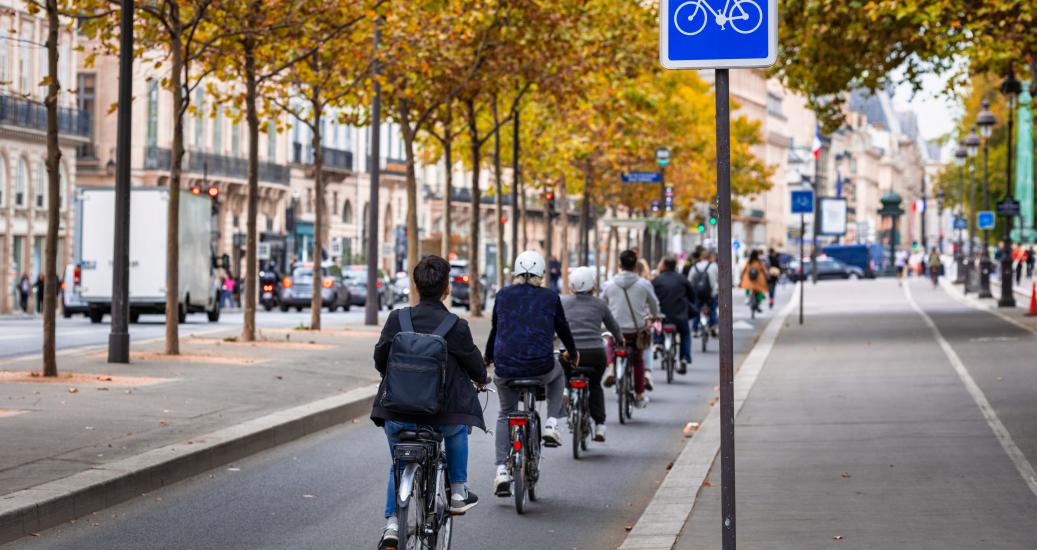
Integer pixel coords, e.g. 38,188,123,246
692,297,718,332
383,421,468,518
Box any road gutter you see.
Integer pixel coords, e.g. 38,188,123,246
620,286,798,550
0,384,378,544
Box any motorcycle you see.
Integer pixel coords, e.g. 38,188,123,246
259,271,280,311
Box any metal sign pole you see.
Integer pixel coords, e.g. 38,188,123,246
799,212,805,325
108,0,133,364
715,68,736,550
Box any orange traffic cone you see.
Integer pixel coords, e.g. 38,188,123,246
1026,282,1037,317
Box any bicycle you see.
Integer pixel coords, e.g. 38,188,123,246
565,361,597,459
614,344,635,424
697,303,711,353
498,379,545,514
391,426,454,550
673,0,763,36
660,322,677,384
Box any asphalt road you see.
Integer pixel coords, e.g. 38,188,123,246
3,290,791,550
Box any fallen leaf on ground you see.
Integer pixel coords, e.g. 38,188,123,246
666,462,674,470
85,426,94,430
840,472,851,478
702,480,714,487
683,422,700,435
97,376,112,382
67,387,78,393
624,525,633,531
159,419,168,426
832,535,844,540
303,494,316,499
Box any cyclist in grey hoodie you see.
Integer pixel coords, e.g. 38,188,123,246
601,250,660,407
561,266,624,441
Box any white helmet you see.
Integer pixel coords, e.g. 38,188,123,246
513,250,546,278
569,266,596,294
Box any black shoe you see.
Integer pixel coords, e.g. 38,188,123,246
678,361,688,375
378,527,399,550
449,490,479,515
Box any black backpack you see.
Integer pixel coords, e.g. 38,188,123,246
380,307,457,415
690,263,712,299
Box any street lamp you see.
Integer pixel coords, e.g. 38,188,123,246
998,69,1022,308
953,143,967,283
878,191,904,276
975,100,996,298
964,127,980,293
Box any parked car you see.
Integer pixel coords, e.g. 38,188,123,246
342,265,394,310
449,260,488,310
787,257,865,281
392,271,411,305
61,263,89,318
279,263,351,312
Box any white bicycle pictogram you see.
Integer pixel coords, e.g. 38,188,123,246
673,0,763,36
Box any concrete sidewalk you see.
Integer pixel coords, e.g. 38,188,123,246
675,278,1037,549
0,313,480,543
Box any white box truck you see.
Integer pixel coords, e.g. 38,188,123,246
76,188,221,324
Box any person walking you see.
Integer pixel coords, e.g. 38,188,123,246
895,249,909,285
34,274,44,314
927,248,942,288
223,275,236,309
766,247,782,309
18,274,30,313
739,250,769,314
1026,246,1035,279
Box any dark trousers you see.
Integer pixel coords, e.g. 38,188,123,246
565,347,607,424
622,333,647,394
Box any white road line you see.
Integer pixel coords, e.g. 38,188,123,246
620,285,798,550
904,281,1037,500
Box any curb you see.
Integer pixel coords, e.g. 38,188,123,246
0,384,379,544
620,286,798,550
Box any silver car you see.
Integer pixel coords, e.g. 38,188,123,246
279,263,351,312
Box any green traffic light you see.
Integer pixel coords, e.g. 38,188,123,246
697,224,705,233
709,217,717,225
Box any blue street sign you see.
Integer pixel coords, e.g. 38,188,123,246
732,239,742,251
977,211,995,230
660,0,778,69
953,216,968,230
621,171,663,183
790,189,814,214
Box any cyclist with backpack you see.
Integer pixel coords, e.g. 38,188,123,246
602,250,660,408
486,250,578,496
689,249,719,337
651,256,695,374
371,255,488,550
561,266,625,442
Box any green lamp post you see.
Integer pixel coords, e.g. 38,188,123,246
879,191,905,276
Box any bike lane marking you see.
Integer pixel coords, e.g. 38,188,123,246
904,281,1037,499
621,284,798,550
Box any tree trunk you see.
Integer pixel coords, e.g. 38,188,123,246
399,100,419,306
592,205,601,287
241,36,259,342
164,33,185,355
559,176,569,293
492,99,504,290
440,114,453,259
465,98,482,316
308,89,324,330
41,0,60,376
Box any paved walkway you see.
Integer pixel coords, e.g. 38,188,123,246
676,278,1037,549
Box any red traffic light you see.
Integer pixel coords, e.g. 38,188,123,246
500,216,507,225
207,185,219,198
544,191,554,201
190,185,201,195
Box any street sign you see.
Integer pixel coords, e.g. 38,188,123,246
664,185,674,197
953,216,968,230
790,189,813,214
656,147,672,167
997,198,1021,216
818,197,847,236
257,242,271,261
977,211,995,230
660,0,779,69
732,239,742,251
651,199,661,212
621,171,662,183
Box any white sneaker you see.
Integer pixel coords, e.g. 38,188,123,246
593,423,606,442
494,466,512,497
543,418,562,447
635,395,650,408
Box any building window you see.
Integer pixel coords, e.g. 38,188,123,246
766,91,785,119
0,36,9,89
342,200,353,224
146,80,159,148
77,73,97,158
233,214,240,228
0,156,6,207
332,191,338,215
266,120,277,161
265,216,273,232
15,158,27,207
231,112,241,156
19,22,32,92
194,87,205,150
58,163,66,210
35,161,45,208
213,109,223,153
58,36,70,105
37,35,46,98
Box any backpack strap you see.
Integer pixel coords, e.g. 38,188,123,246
399,307,415,333
432,313,458,338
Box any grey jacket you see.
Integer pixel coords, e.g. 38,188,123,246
561,293,624,350
601,271,660,333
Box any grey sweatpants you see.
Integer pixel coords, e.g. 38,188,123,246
494,363,565,465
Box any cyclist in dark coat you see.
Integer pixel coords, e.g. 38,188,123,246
651,257,694,372
371,256,488,549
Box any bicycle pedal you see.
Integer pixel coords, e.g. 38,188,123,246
543,440,561,448
495,487,512,497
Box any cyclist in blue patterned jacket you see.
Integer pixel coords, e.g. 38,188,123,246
485,250,578,496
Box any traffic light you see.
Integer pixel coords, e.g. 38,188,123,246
207,185,219,199
190,184,202,195
912,241,919,251
544,191,557,218
709,207,718,225
697,223,706,233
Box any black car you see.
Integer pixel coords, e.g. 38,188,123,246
787,257,865,281
449,261,488,310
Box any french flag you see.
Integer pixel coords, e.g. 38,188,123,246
812,124,822,160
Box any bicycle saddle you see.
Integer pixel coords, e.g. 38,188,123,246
398,428,443,442
571,366,598,377
505,379,546,389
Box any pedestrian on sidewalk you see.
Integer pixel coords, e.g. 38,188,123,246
928,248,942,288
766,247,782,309
895,249,909,285
222,276,236,309
34,274,44,314
371,255,489,549
739,250,769,314
1026,246,1035,279
1013,244,1024,285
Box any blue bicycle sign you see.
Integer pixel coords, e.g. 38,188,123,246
660,0,778,69
673,0,763,36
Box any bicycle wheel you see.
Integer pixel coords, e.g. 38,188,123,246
729,0,763,34
617,368,627,425
397,474,422,550
624,370,634,420
666,352,675,384
528,415,541,502
434,515,453,550
513,451,526,514
701,328,708,353
571,406,582,460
673,0,708,36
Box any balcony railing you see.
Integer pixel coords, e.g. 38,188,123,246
144,146,290,184
0,93,91,137
292,142,354,171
